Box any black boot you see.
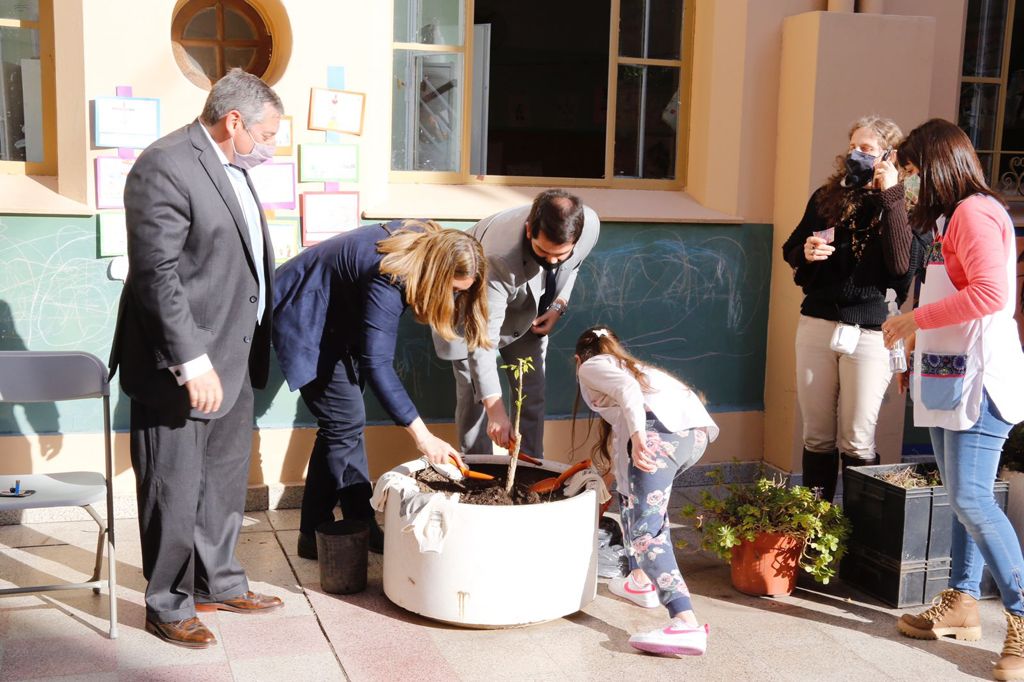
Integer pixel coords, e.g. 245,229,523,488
838,452,879,503
338,483,384,554
801,448,840,502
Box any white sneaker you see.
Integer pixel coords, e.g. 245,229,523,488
629,621,709,656
608,575,660,608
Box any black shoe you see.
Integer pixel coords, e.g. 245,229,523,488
297,531,318,560
368,518,384,554
801,448,840,503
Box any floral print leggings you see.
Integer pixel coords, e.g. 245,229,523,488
621,416,708,617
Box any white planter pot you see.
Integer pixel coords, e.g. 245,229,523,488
1001,468,1024,548
381,455,598,628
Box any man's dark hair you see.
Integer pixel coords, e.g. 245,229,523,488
526,189,585,244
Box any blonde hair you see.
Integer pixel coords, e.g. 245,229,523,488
377,220,491,351
817,115,905,225
570,326,654,475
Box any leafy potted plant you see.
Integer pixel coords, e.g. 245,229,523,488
682,472,849,597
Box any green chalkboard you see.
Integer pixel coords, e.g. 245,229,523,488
0,215,771,434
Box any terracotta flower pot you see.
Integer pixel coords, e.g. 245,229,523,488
729,532,803,597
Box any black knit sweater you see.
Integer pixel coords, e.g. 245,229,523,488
781,182,921,330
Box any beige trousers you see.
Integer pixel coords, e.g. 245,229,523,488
795,315,892,459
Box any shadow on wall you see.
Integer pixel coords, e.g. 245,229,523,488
0,300,63,474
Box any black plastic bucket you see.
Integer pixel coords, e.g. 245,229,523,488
316,519,369,594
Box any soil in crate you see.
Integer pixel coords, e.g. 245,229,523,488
415,463,568,506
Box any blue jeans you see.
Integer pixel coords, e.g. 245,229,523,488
930,391,1024,614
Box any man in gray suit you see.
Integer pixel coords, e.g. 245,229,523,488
434,190,600,458
110,69,283,648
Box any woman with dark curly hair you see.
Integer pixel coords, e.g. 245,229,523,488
781,115,923,502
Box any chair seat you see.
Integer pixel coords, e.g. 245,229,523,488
0,473,107,511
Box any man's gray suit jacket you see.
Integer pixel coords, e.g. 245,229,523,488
433,204,600,401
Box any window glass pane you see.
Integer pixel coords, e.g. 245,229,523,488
184,45,218,80
392,50,462,172
224,7,257,40
619,0,643,57
184,7,218,40
225,47,255,71
393,0,463,45
958,82,999,149
977,152,993,186
1002,2,1024,150
0,26,41,162
996,153,1024,198
619,0,682,59
963,0,1007,77
472,0,609,178
615,65,678,179
0,0,38,21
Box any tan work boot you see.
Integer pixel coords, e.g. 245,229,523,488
897,589,982,641
994,611,1024,681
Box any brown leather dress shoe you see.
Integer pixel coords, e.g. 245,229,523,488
196,591,284,614
145,617,217,648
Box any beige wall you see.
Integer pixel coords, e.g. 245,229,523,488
764,10,937,472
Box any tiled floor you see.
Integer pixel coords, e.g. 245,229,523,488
0,507,1017,681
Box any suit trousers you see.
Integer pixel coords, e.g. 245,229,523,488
130,380,253,623
452,332,547,458
297,353,371,536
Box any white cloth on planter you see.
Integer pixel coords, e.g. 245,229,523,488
562,468,611,503
371,471,462,553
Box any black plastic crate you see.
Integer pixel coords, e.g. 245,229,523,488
842,463,1008,563
841,543,950,608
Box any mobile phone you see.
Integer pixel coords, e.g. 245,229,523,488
881,148,893,162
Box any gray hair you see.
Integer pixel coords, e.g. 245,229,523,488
200,68,283,126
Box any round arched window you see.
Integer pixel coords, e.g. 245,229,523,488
172,0,273,89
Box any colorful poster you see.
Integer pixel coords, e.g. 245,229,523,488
94,156,135,209
94,96,161,149
299,144,358,183
300,191,359,245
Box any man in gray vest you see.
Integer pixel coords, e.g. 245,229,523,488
110,69,283,648
433,190,600,457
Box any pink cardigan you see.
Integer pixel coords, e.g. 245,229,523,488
913,195,1014,330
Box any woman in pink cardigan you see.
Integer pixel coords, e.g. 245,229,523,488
883,119,1024,681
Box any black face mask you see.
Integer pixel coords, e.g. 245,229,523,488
524,233,568,271
843,149,876,188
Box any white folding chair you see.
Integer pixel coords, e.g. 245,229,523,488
0,351,118,639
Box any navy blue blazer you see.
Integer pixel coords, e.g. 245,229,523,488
272,222,418,426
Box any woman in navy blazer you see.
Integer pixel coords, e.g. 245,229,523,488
273,220,489,558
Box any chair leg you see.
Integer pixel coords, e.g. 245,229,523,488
83,505,105,592
107,524,118,639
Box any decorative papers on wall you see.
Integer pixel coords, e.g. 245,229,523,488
248,161,297,210
298,144,358,183
308,87,365,135
94,96,161,149
300,191,359,246
267,218,301,265
97,212,128,257
94,157,135,209
275,116,293,156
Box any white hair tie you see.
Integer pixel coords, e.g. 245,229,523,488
592,328,609,338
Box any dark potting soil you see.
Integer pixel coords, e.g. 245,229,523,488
414,463,566,506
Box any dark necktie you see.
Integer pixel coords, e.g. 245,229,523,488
538,266,558,312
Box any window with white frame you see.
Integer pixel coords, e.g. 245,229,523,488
390,0,691,187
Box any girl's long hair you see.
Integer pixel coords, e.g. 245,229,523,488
816,115,903,225
896,118,1005,234
377,220,491,351
570,326,652,474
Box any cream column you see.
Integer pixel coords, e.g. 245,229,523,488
764,10,937,472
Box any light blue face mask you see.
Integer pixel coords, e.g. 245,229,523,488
231,126,274,170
